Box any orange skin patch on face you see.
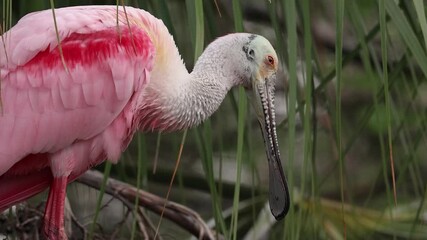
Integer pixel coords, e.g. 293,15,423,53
259,55,278,80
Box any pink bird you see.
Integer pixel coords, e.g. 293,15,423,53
0,5,289,239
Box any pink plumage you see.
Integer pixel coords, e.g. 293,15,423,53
0,6,162,238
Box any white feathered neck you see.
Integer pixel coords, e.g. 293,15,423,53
138,32,254,131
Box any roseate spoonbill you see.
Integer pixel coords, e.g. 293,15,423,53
0,5,289,239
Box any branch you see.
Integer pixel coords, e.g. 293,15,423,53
76,170,216,240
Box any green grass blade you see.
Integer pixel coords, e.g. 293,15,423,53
0,0,8,112
193,0,204,60
186,0,204,60
130,134,147,240
409,172,427,238
380,0,397,207
413,0,427,49
192,1,228,233
152,132,161,174
152,0,176,37
229,1,245,239
194,125,228,236
283,0,298,238
316,22,381,93
154,130,188,239
346,0,395,217
299,0,315,237
232,0,243,32
230,86,247,240
267,0,286,61
335,0,346,237
49,0,68,74
88,161,112,240
187,0,228,236
385,0,427,79
204,0,219,39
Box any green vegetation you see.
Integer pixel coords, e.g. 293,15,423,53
1,0,427,239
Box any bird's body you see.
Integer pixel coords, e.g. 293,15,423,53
1,6,171,178
0,5,289,239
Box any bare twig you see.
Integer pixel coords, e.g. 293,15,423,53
110,209,131,240
19,216,40,228
76,170,216,240
111,192,157,239
70,212,87,239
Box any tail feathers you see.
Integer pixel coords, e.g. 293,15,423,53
0,168,52,212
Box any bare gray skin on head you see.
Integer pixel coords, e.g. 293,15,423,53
141,33,290,219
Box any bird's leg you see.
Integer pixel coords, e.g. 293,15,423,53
43,176,68,240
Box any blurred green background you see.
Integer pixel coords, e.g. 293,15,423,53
1,0,427,239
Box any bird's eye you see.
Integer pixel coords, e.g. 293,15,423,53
249,49,255,57
267,55,275,66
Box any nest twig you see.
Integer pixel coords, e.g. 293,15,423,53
76,170,216,240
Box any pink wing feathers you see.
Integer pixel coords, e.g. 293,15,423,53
0,6,155,210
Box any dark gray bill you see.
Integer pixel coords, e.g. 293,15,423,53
248,74,290,220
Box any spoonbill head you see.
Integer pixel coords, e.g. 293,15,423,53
243,36,290,220
189,33,289,219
